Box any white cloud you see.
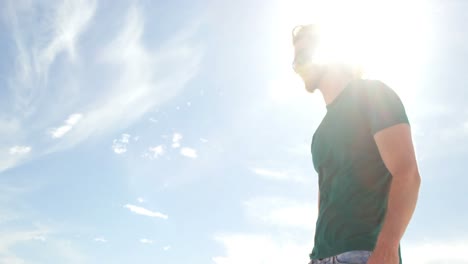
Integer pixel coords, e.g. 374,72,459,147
112,133,131,154
137,197,145,203
120,134,131,143
112,145,126,154
143,145,165,159
244,197,317,231
50,126,72,139
94,237,107,243
9,146,31,155
172,133,183,148
65,114,83,126
124,204,168,219
200,138,208,143
212,233,311,264
140,238,153,244
163,245,171,251
50,113,83,138
180,147,197,159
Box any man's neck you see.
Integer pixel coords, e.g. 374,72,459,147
319,73,355,106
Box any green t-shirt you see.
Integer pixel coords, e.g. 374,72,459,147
310,79,409,262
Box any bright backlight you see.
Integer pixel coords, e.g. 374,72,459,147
269,0,433,103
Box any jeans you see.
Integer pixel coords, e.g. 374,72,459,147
309,250,372,264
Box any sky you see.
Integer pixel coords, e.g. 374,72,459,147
1,0,468,263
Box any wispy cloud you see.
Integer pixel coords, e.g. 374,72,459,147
54,5,201,151
50,114,83,139
112,134,131,154
7,0,96,116
180,147,197,159
2,2,201,172
41,0,97,65
140,238,154,244
124,204,168,219
94,237,107,243
1,145,35,173
137,197,145,203
9,146,31,155
0,0,94,171
251,168,309,183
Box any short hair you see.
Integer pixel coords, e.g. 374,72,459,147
292,24,364,79
292,24,319,45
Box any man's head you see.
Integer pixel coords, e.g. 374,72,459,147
292,24,323,93
292,24,363,93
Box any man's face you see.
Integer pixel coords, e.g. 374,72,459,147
292,27,322,93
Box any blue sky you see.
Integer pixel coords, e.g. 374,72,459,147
1,0,468,263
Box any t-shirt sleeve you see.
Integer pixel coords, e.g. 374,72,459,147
363,80,409,135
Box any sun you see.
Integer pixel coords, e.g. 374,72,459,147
268,0,433,104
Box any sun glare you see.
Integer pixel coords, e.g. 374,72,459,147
269,0,433,104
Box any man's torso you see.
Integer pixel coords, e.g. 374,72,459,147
310,79,408,261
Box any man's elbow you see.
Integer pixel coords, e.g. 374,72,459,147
410,170,421,190
393,166,421,189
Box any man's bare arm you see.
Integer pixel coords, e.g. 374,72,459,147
373,123,421,249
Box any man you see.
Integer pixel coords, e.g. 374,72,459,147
291,24,421,264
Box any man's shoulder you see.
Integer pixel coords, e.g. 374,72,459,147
349,79,398,103
351,78,386,92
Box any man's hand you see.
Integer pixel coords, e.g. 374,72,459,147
366,245,399,264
